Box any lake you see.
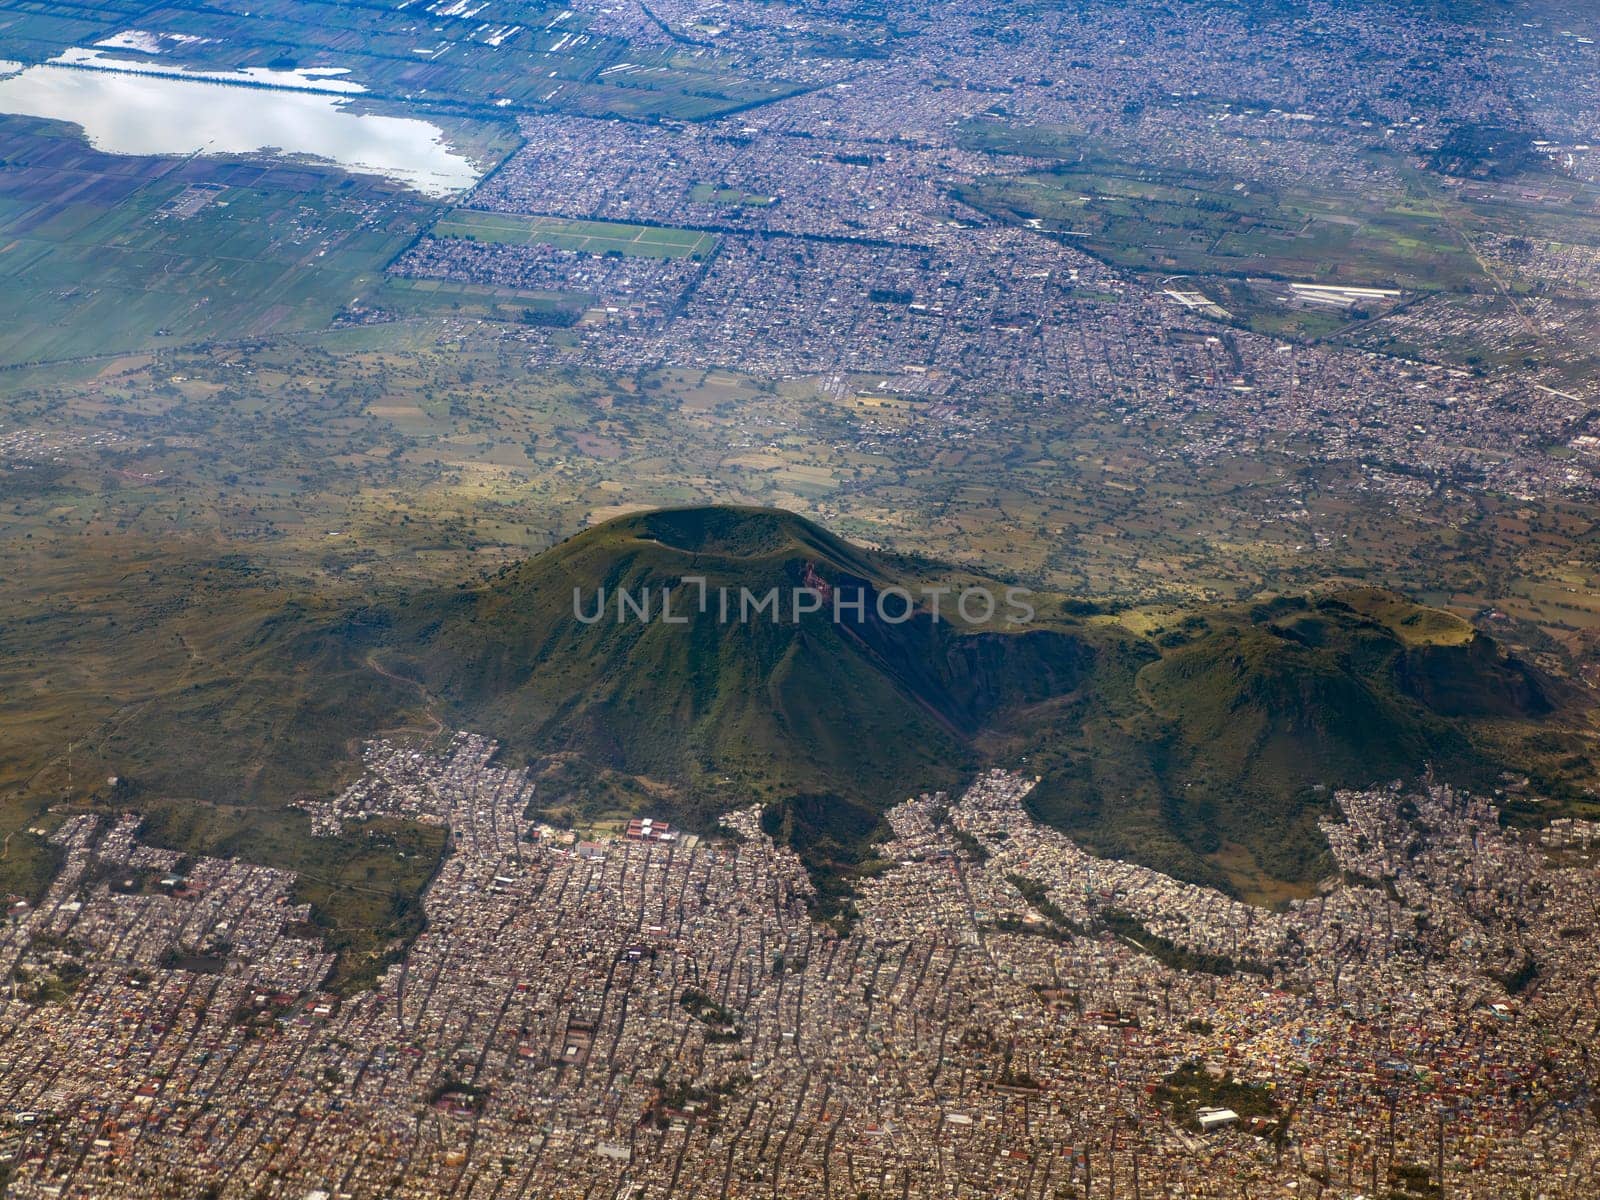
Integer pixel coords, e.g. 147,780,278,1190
0,56,482,197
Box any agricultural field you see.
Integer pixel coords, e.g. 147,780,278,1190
0,117,460,366
956,121,1481,289
960,162,1477,292
0,0,147,62
433,209,719,259
375,274,593,322
0,0,804,122
956,118,1600,366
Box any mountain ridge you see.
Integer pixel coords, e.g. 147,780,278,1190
81,506,1598,910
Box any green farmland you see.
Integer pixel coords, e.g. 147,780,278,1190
433,210,719,259
0,0,804,123
955,117,1600,353
955,125,1485,292
0,118,448,367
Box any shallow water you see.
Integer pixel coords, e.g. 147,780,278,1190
0,58,481,197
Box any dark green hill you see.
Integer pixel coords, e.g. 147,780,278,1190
374,506,1098,905
88,509,1596,911
356,512,1591,904
1023,590,1588,895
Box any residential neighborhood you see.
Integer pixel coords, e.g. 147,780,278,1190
1,738,1596,1198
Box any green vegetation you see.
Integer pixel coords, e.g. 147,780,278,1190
1098,908,1268,977
376,276,592,324
1491,953,1539,996
1154,1060,1279,1126
1026,588,1590,895
0,0,802,123
648,1070,750,1126
1430,123,1542,180
1007,875,1266,971
0,118,459,368
138,512,1600,903
433,210,718,259
2,497,1592,915
377,506,1061,910
0,116,521,367
954,117,1600,361
136,802,447,996
2,301,1598,925
679,986,741,1038
951,827,990,864
1389,1161,1443,1199
955,122,1483,292
0,0,1593,1080
5,325,1595,658
12,959,85,1005
0,807,66,905
1006,874,1087,936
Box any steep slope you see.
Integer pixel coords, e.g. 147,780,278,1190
1023,590,1583,895
376,507,1097,894
370,513,1590,903
83,510,1594,911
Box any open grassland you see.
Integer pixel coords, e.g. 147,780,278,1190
0,527,448,989
956,123,1488,291
959,159,1479,290
434,210,718,259
377,275,593,317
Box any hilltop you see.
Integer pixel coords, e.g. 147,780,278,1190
40,508,1597,911
1022,590,1586,897
371,506,1099,907
360,509,1592,904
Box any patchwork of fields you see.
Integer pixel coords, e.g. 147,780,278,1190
434,209,719,259
956,118,1600,350
0,0,802,121
0,117,442,365
0,0,789,364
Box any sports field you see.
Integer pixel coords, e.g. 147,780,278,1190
433,210,718,259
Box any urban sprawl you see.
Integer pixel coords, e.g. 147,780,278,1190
2,736,1598,1198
